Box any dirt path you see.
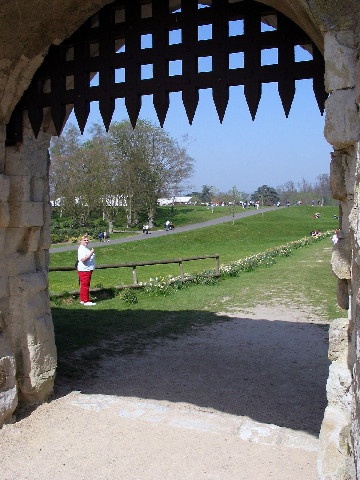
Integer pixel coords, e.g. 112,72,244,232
0,305,329,480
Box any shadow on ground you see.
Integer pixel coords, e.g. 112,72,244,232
52,307,329,436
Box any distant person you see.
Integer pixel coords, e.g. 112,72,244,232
331,229,340,245
142,224,149,234
98,232,103,242
165,220,170,231
103,231,109,242
77,235,96,306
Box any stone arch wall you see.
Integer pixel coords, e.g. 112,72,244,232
0,2,360,479
0,122,56,419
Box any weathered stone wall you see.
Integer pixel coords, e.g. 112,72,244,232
317,24,359,480
0,124,56,424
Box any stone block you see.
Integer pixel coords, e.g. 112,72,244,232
9,271,47,297
0,355,18,427
0,174,10,201
0,275,9,298
18,341,56,404
26,314,55,346
31,176,46,202
4,252,36,276
355,56,360,108
9,175,31,202
330,151,347,200
5,130,51,178
329,318,350,362
326,361,352,410
325,89,360,149
0,297,10,318
0,177,11,235
318,405,355,480
8,201,44,227
43,202,51,227
5,148,46,178
5,227,41,254
0,228,5,250
343,145,357,195
39,226,51,250
34,250,49,271
337,279,350,310
0,310,4,332
9,291,51,336
0,202,10,227
324,30,356,92
331,240,351,279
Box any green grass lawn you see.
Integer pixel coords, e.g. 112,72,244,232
153,204,252,227
49,206,339,294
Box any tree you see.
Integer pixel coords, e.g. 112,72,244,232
251,185,279,205
50,120,194,231
314,173,331,206
199,184,215,204
82,124,123,233
227,186,242,224
277,180,298,205
297,177,313,205
109,120,194,227
50,125,90,223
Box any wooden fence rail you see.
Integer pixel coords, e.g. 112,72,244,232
49,254,220,291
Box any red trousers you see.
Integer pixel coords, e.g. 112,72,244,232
78,270,93,303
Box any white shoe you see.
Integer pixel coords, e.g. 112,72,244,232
80,301,84,304
83,301,96,306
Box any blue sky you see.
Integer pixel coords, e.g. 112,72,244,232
65,8,330,196
68,78,329,196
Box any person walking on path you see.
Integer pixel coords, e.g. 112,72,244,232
77,235,96,306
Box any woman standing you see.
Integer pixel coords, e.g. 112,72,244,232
77,235,96,306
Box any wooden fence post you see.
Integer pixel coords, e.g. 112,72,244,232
132,266,138,285
179,261,184,282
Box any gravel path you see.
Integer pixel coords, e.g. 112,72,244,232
0,305,328,480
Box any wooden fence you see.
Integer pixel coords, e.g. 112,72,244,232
49,254,220,293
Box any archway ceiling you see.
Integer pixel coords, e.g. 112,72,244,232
6,0,327,144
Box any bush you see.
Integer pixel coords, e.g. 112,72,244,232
121,288,138,304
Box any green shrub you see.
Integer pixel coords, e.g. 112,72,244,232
121,288,139,304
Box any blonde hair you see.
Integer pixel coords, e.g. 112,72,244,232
80,235,89,242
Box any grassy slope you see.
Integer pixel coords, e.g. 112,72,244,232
49,206,339,293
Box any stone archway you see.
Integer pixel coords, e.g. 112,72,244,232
0,1,359,479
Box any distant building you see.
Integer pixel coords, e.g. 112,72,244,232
50,195,127,207
157,196,192,206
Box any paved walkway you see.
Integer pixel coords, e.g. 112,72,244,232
50,206,278,253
